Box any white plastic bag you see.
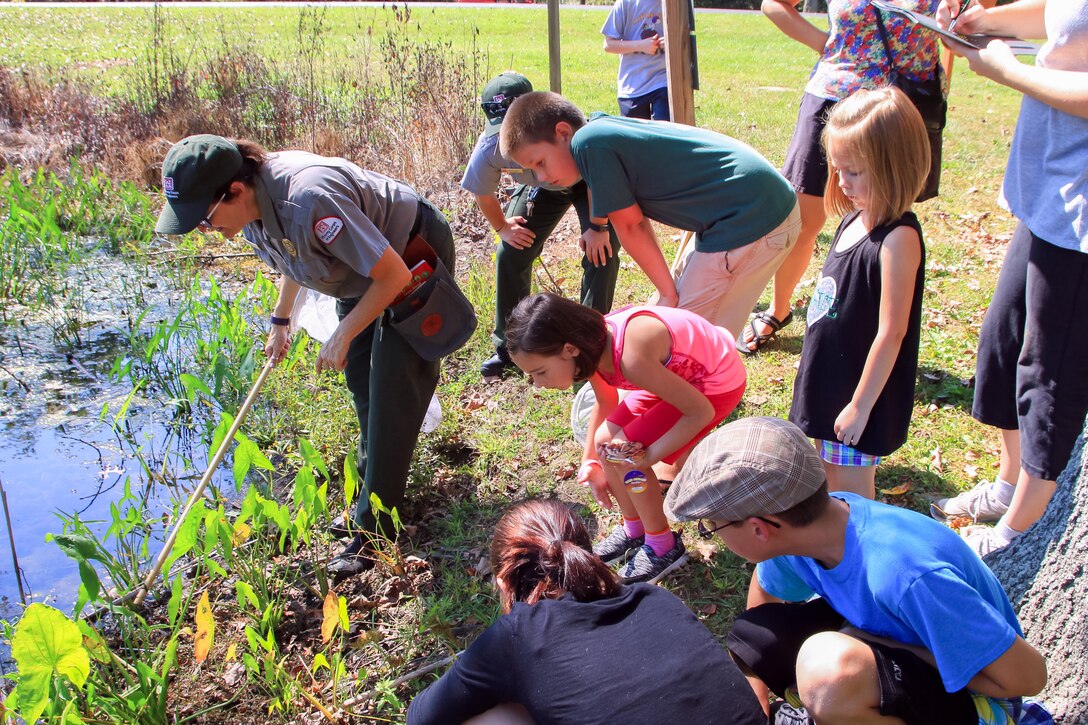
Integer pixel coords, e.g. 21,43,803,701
292,288,442,434
422,393,442,433
292,288,339,344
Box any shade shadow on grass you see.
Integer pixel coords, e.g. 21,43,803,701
915,364,975,414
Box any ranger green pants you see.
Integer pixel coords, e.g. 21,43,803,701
492,180,621,346
337,200,454,538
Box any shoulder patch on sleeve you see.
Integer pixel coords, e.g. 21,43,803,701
314,216,344,245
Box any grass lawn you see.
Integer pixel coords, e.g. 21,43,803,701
0,4,1028,720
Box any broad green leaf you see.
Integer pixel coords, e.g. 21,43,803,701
344,449,358,507
299,438,329,480
338,594,349,632
209,413,234,458
179,373,212,402
312,652,331,674
11,604,90,723
167,575,183,627
48,534,106,563
235,581,259,611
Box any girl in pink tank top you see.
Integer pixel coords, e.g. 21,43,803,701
506,293,746,584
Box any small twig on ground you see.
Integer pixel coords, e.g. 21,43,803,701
340,652,460,708
0,363,31,393
533,256,564,295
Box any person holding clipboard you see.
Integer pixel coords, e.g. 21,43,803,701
929,0,1088,558
744,0,944,354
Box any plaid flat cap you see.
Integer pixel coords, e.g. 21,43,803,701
665,417,825,523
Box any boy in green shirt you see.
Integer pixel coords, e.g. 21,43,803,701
500,91,800,339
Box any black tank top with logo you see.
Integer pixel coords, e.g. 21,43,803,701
789,210,925,456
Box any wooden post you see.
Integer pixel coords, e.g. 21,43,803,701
662,0,695,125
548,0,562,94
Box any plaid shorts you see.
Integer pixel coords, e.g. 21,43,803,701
820,439,881,467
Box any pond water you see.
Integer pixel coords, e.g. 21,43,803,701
0,254,232,638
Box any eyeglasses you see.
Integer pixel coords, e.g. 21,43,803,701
200,192,227,230
697,517,782,539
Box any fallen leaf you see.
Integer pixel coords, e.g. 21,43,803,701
878,481,912,496
224,662,245,687
930,445,944,473
965,450,980,461
194,591,214,663
964,464,979,479
691,538,719,560
696,603,718,616
321,591,341,643
231,521,251,546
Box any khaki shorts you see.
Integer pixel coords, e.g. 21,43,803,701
672,201,802,338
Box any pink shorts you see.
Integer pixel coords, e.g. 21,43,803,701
605,383,746,465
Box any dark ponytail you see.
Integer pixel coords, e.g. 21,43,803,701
215,138,268,201
491,499,620,612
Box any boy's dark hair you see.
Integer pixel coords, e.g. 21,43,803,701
491,499,620,613
772,481,831,528
505,293,607,382
499,91,586,159
216,139,269,201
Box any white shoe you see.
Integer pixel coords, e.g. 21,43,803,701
931,481,1009,524
960,524,1010,557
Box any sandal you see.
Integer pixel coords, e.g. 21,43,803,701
740,310,794,355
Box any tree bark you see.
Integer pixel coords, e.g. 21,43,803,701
986,421,1088,723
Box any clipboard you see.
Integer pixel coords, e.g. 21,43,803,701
871,0,1040,56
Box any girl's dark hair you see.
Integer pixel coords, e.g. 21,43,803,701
491,499,620,612
216,139,269,201
505,293,608,381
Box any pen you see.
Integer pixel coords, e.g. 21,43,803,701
947,0,972,32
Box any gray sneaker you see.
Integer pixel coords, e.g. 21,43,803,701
592,526,644,564
931,480,1009,523
619,533,687,584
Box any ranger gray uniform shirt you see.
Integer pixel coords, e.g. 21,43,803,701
244,151,420,299
460,133,565,196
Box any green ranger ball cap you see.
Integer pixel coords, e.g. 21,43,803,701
481,72,533,137
155,134,243,235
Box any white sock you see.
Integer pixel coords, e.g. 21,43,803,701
994,517,1023,545
991,478,1016,507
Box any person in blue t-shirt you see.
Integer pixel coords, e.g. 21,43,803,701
601,0,670,121
665,417,1047,725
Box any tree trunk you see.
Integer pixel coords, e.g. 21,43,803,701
986,421,1088,723
802,0,824,12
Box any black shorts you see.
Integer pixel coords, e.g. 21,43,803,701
781,93,838,198
973,222,1088,480
726,598,977,725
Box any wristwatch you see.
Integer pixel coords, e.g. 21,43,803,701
270,315,291,327
587,221,610,233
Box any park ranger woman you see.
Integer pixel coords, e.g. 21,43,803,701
155,134,463,577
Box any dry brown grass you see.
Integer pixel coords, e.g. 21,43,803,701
0,5,482,196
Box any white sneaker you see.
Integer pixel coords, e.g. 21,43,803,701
960,524,1010,557
931,481,1009,524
